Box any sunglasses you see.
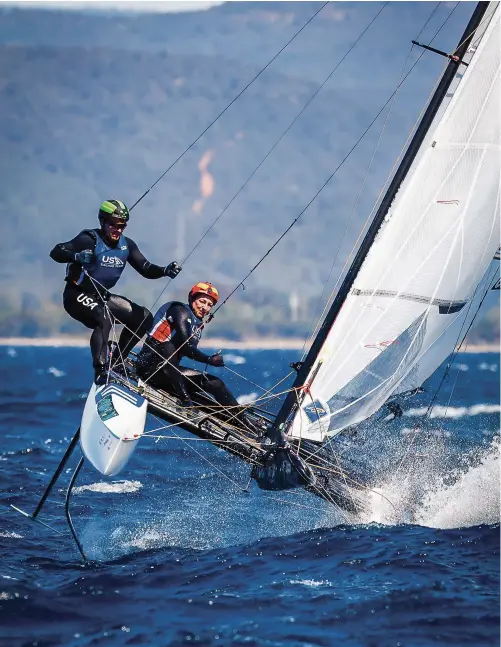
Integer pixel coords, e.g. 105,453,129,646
106,219,127,231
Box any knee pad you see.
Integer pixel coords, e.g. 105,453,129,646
208,377,224,391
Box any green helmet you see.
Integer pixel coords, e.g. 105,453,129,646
98,199,130,223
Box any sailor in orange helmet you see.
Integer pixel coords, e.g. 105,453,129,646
136,282,238,411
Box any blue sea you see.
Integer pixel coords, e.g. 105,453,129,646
0,346,499,647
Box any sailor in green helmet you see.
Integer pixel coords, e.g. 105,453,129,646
50,199,182,385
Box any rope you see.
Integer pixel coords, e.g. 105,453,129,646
137,2,390,326
298,1,443,359
146,405,349,513
148,412,253,489
179,1,389,268
129,2,329,212
212,2,463,317
83,272,227,408
450,4,496,58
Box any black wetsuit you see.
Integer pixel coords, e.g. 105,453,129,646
50,229,174,374
136,301,239,409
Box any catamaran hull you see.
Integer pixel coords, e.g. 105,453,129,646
80,382,147,476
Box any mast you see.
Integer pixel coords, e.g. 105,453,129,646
273,1,490,432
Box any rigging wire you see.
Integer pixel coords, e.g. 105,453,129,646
140,1,390,322
100,4,332,359
133,356,396,514
145,406,355,515
212,2,462,317
148,411,255,488
222,363,295,402
129,1,329,212
179,2,389,267
298,2,443,360
81,268,298,423
451,4,496,57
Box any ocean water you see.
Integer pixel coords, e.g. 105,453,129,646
0,346,499,647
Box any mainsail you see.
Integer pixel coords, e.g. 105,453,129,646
276,1,500,442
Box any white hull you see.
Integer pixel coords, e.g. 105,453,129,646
80,382,147,476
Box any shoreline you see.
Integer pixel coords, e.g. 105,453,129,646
0,336,499,353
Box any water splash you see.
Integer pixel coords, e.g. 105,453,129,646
364,438,500,529
416,442,500,528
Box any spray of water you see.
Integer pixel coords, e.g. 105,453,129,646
363,436,500,528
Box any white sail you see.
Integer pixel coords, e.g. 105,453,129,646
290,3,501,442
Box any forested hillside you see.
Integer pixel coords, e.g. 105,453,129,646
0,2,497,341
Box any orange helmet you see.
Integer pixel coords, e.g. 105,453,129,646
189,282,219,304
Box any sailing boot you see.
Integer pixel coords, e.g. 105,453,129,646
94,364,108,386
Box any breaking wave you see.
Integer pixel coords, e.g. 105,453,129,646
73,480,143,494
405,403,500,418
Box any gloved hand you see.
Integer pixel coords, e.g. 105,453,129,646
73,249,94,265
164,261,182,279
208,353,224,367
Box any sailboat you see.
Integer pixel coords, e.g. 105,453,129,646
11,1,500,560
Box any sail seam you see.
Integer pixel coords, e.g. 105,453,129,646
432,142,501,149
351,288,467,309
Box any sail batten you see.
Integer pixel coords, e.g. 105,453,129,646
276,2,499,443
352,289,468,311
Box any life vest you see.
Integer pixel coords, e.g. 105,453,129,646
66,229,129,290
149,302,203,346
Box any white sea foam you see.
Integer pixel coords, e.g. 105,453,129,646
0,533,23,539
118,527,172,551
83,520,190,560
405,404,500,419
237,392,258,405
73,480,142,494
224,353,246,365
47,366,66,378
478,362,498,372
290,579,332,587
